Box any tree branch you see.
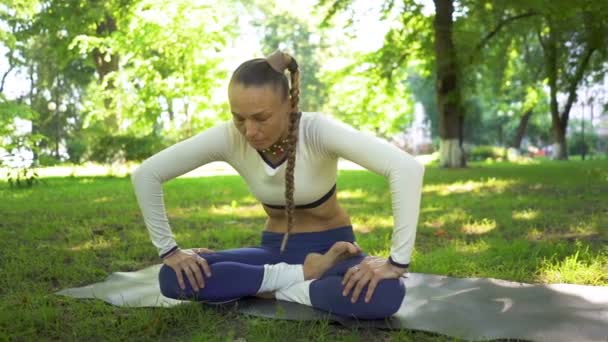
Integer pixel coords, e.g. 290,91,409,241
468,11,539,64
561,46,596,128
475,12,539,52
0,64,15,94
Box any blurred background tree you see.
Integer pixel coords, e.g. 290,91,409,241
1,0,607,177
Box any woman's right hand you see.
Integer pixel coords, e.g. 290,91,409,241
163,248,214,291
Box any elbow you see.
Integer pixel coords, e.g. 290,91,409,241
416,160,425,178
130,164,142,185
404,157,425,180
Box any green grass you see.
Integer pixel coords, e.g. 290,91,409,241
1,159,607,341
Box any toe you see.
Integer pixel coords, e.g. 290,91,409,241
330,241,349,255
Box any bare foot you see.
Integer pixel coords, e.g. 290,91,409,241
303,241,361,280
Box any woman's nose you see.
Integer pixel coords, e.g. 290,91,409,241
244,120,259,137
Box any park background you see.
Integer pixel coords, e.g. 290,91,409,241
1,0,607,341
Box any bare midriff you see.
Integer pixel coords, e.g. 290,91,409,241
262,191,352,233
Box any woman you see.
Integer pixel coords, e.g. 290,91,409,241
131,50,425,319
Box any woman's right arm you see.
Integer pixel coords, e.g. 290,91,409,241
130,122,231,258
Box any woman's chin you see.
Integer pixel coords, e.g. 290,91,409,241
249,139,267,150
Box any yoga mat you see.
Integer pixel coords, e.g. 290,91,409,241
56,264,608,342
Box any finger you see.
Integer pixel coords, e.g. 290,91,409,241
343,269,363,296
174,266,186,290
342,266,356,285
365,276,381,303
189,262,205,289
182,265,199,291
198,257,212,277
351,272,373,303
197,248,215,254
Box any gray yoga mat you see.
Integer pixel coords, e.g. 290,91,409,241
56,264,608,342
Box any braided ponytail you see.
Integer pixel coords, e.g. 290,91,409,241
280,54,301,253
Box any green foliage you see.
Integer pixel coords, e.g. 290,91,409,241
3,0,608,167
71,0,238,138
0,96,46,186
321,50,417,137
65,136,87,164
2,0,238,166
254,3,328,112
88,133,165,164
568,119,601,156
468,145,506,161
408,69,439,138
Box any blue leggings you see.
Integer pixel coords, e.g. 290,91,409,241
159,226,405,319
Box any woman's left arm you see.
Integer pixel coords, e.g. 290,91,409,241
313,113,425,303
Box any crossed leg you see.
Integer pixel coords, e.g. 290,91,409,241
309,256,406,319
159,244,405,319
159,247,281,303
158,243,359,303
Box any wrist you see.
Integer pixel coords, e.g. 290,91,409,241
388,256,409,271
160,246,180,259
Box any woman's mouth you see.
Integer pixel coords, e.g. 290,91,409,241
249,139,266,146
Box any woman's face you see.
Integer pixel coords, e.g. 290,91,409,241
228,83,291,150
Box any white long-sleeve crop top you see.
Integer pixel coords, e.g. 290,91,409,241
130,112,425,266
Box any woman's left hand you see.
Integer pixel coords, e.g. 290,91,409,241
341,256,408,303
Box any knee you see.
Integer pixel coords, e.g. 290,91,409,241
365,278,405,318
158,264,182,299
310,276,405,319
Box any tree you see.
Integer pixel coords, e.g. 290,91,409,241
2,0,239,165
433,0,465,166
318,0,541,166
252,1,329,112
526,0,608,159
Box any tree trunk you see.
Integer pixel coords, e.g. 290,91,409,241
540,23,595,160
511,109,533,149
543,28,567,160
92,14,120,131
28,65,39,164
433,0,465,168
552,122,567,159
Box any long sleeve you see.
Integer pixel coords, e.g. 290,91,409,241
311,113,425,265
130,122,231,256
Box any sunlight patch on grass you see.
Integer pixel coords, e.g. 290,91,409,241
168,207,198,218
460,218,496,235
538,248,608,285
423,178,517,196
352,216,393,233
455,239,491,254
567,221,596,233
208,204,265,218
512,209,539,221
526,228,543,240
68,237,115,251
337,188,368,199
423,208,470,229
93,196,113,204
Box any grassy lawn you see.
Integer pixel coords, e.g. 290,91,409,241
1,159,607,341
